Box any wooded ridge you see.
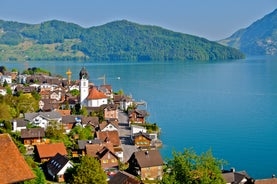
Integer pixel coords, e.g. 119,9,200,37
0,19,244,61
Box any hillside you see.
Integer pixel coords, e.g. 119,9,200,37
0,19,244,61
219,8,277,56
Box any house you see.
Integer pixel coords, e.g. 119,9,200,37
133,132,152,148
113,94,133,111
0,134,35,183
15,85,36,94
86,86,108,107
96,131,123,161
128,109,149,124
222,169,254,184
46,153,73,182
85,140,114,156
255,177,277,184
108,171,141,184
131,125,147,137
81,139,119,171
100,120,119,132
73,139,104,157
99,84,113,99
0,75,12,84
12,118,29,132
50,90,62,101
104,104,118,120
97,147,119,172
24,111,62,129
128,150,163,181
61,115,83,133
40,90,51,99
96,131,121,147
34,142,68,163
0,86,7,95
21,128,45,146
39,99,61,111
81,116,99,129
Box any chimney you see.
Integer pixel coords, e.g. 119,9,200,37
272,174,275,178
230,167,235,173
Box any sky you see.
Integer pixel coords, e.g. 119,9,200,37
0,0,277,41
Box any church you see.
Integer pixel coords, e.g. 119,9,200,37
79,67,108,108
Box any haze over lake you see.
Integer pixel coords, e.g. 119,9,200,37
3,55,277,179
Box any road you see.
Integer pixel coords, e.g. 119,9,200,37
118,110,138,162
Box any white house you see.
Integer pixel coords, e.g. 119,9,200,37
0,75,12,84
131,125,147,137
0,87,7,96
120,96,133,111
100,121,119,132
24,111,62,129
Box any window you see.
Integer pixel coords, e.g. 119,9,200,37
102,159,108,163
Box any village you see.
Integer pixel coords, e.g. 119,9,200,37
0,66,165,183
0,66,276,184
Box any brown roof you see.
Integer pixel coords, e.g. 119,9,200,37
99,120,119,131
35,142,67,159
82,116,99,127
55,109,71,116
0,134,35,183
96,131,121,146
86,142,114,157
256,178,277,184
108,171,140,184
21,128,45,139
87,87,107,100
131,150,163,168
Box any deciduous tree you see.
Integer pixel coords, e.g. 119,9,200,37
71,156,107,184
162,148,226,184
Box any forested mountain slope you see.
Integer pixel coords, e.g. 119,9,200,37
0,19,244,61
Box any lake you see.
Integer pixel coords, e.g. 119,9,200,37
2,55,277,179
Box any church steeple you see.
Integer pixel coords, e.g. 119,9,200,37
79,67,89,107
79,67,89,80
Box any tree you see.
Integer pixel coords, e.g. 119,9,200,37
79,106,88,116
71,156,107,184
0,103,12,121
23,156,46,184
70,89,80,96
17,94,39,113
69,125,93,140
161,148,226,184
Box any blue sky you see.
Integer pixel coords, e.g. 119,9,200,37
0,0,276,40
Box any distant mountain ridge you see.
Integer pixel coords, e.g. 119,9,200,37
0,19,244,61
219,8,277,56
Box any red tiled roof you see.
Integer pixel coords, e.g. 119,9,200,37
87,87,107,100
36,142,67,159
0,134,35,183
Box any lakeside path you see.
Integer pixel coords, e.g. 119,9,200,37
118,110,138,162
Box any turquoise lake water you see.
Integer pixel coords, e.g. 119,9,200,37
3,56,277,179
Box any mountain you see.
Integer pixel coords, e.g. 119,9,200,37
0,19,244,61
219,8,277,56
